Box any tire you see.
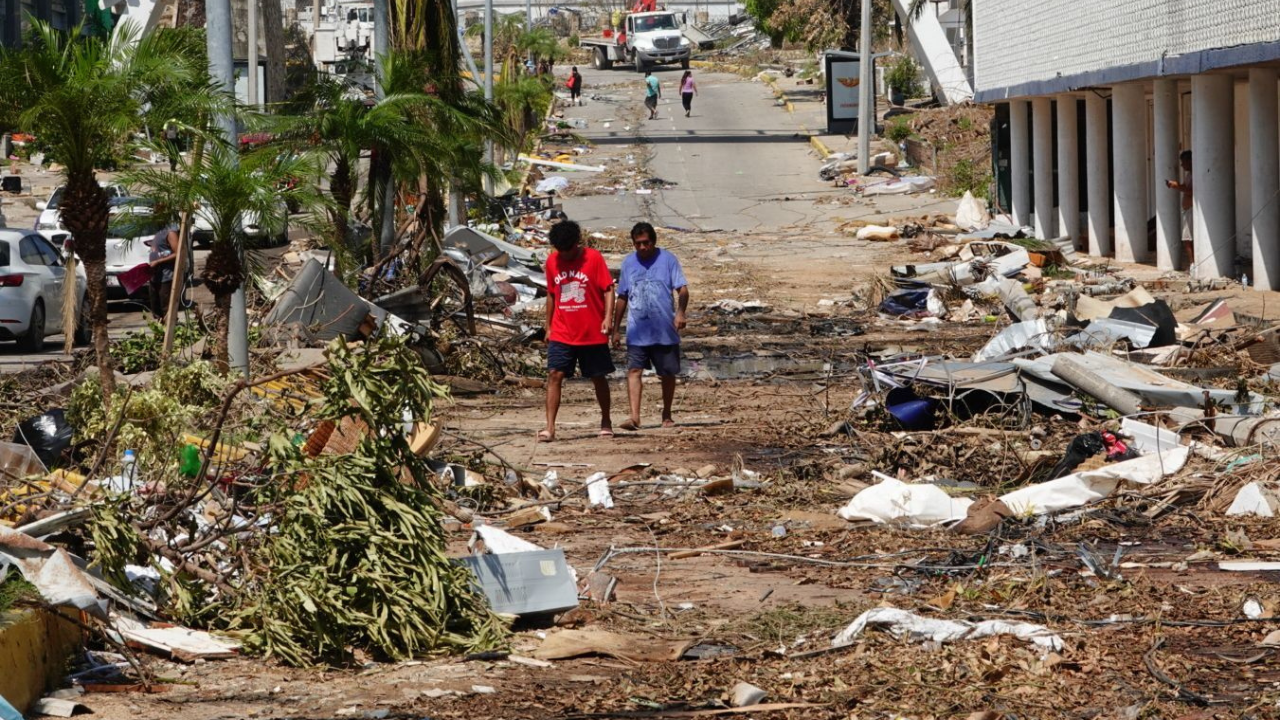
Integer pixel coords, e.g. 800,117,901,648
17,301,45,353
276,217,290,247
681,58,690,70
73,298,90,347
594,47,612,70
634,54,646,73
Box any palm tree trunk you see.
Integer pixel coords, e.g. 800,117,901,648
330,159,354,250
60,171,116,401
211,291,231,373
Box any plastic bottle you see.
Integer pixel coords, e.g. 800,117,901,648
121,449,138,490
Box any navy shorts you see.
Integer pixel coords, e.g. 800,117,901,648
547,341,615,378
626,344,681,376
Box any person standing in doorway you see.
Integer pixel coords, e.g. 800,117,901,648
163,119,181,172
679,70,697,117
612,222,689,431
643,69,661,120
541,220,616,442
568,66,584,106
1166,150,1193,272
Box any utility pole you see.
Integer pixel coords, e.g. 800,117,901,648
207,0,250,378
483,0,494,196
373,0,395,258
855,0,873,174
247,0,258,107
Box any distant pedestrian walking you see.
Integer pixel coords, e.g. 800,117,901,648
679,70,697,117
567,66,584,106
643,70,661,120
1165,150,1194,272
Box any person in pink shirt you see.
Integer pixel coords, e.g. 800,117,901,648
679,70,698,117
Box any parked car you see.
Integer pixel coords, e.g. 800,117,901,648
0,228,89,351
35,183,130,241
191,200,290,249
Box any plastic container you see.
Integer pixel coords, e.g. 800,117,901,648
121,449,138,489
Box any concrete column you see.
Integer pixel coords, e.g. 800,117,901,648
1056,94,1081,246
1153,79,1182,270
1235,82,1253,261
1250,68,1280,290
1085,92,1111,257
1192,74,1236,279
1112,83,1149,263
1009,100,1031,228
1031,97,1055,238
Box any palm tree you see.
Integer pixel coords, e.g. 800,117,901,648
126,143,312,371
0,21,193,398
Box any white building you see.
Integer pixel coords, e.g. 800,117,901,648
973,0,1280,290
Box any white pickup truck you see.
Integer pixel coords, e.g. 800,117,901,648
579,11,694,73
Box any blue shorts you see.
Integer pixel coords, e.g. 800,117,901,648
547,341,615,378
626,344,680,376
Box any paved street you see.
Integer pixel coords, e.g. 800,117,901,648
559,69,843,233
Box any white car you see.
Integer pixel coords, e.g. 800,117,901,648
191,201,289,249
0,229,89,352
35,183,130,241
102,202,194,308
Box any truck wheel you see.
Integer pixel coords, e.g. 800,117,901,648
681,58,690,70
635,55,646,73
594,47,612,70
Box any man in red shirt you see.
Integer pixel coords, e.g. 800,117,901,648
540,220,616,442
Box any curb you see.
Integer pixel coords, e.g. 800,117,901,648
760,75,834,160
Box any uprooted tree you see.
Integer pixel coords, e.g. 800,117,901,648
89,334,507,666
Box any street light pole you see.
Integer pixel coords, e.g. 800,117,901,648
855,0,873,174
483,0,494,196
247,0,258,107
373,0,395,258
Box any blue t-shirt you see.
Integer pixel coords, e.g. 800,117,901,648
645,75,660,97
617,248,687,347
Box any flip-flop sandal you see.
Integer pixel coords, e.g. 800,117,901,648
618,420,640,432
598,429,615,438
537,430,554,443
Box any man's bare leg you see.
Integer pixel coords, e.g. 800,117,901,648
541,370,566,441
1183,240,1194,273
591,376,614,436
659,374,676,427
620,369,643,430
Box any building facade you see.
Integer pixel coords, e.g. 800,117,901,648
2,0,84,47
973,0,1280,290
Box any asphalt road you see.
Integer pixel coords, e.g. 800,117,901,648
559,69,839,233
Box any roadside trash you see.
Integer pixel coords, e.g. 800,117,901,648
861,176,936,196
708,299,771,314
954,190,990,230
1226,482,1280,517
532,630,695,662
878,288,945,319
585,471,613,508
856,224,899,241
535,176,570,193
1046,432,1106,480
884,387,936,430
832,606,1064,653
999,446,1190,516
837,473,973,528
731,682,768,707
13,409,75,470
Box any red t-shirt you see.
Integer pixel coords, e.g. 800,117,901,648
546,247,612,345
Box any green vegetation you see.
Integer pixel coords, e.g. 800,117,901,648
884,54,925,99
886,116,914,144
946,157,992,200
0,575,38,614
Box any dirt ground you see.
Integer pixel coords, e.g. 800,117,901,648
56,73,1280,720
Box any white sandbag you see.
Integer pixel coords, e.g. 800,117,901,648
856,225,900,241
832,606,1063,654
837,473,973,528
954,190,991,230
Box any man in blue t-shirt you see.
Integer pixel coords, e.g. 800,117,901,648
611,222,689,430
